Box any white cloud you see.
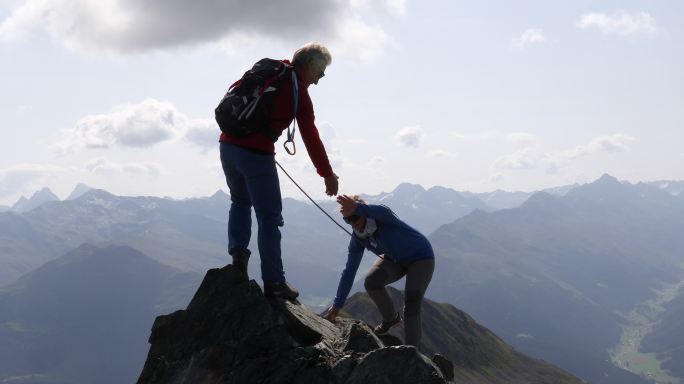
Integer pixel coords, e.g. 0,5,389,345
0,163,65,197
350,0,406,17
493,134,635,172
328,16,390,63
85,158,163,176
558,134,634,159
0,0,337,51
184,118,220,150
395,125,424,148
55,99,217,153
493,147,545,170
426,149,458,159
511,29,548,49
0,0,399,62
576,11,658,36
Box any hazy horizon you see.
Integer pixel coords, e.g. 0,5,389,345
3,173,683,207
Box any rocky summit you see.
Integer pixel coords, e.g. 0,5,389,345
136,264,449,384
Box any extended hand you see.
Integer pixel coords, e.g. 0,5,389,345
322,305,339,323
324,173,339,196
336,194,358,217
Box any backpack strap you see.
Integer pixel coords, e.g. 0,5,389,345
283,70,299,156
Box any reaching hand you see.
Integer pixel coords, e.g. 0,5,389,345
322,305,339,323
324,173,339,196
336,194,358,217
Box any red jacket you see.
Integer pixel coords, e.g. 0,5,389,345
219,60,334,178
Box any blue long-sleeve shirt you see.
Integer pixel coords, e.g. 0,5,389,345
333,204,434,308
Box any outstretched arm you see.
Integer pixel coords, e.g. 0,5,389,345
296,88,336,196
331,238,365,310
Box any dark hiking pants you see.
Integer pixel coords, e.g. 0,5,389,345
364,257,435,349
220,142,285,282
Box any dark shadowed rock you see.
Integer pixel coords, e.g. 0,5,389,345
377,333,403,347
432,354,455,381
345,345,445,384
331,355,357,383
137,264,447,384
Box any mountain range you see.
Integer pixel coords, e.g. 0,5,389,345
1,243,581,384
0,180,503,292
426,174,684,383
0,243,200,384
1,175,684,383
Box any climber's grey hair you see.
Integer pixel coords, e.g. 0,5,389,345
292,42,332,69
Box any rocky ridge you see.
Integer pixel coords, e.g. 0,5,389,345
137,264,450,384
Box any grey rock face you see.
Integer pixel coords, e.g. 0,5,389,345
340,320,383,353
137,264,448,384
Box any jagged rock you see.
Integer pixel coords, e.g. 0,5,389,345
432,353,455,381
137,264,448,384
345,345,445,384
137,266,302,383
340,320,383,353
377,333,403,347
278,299,340,346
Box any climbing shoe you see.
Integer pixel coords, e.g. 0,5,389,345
263,281,300,300
373,312,402,335
231,251,250,277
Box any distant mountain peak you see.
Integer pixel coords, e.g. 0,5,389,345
31,187,59,201
564,173,634,203
12,187,60,212
13,195,28,206
76,188,117,204
66,183,93,200
209,189,229,199
393,182,426,194
595,173,621,185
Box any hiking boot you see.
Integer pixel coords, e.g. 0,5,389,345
263,281,299,300
231,251,250,276
373,312,401,335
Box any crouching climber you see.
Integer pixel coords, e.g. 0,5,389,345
323,194,435,349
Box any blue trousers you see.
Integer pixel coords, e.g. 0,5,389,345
220,142,285,282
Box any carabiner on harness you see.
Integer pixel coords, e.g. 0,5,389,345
283,70,299,156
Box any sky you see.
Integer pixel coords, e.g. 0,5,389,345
1,0,683,206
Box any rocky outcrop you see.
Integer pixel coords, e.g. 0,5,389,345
137,264,448,384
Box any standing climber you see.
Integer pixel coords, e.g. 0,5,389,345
219,43,339,300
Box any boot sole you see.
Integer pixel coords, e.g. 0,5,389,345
264,290,299,300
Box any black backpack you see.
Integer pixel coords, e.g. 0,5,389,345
215,58,298,143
